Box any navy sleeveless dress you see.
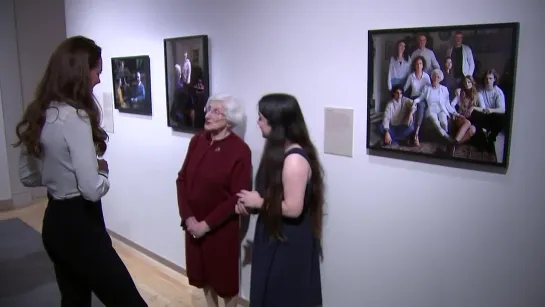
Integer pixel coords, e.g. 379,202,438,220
249,147,323,307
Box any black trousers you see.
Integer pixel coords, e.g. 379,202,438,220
42,194,147,307
470,111,506,140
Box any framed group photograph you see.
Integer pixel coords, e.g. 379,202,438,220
111,55,152,116
366,22,520,170
163,35,210,132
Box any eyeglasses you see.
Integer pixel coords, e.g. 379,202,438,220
205,106,225,117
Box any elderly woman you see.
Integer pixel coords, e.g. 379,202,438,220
176,93,252,307
414,69,463,153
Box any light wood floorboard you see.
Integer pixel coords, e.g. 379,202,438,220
0,198,245,307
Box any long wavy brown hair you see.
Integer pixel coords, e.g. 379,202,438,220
13,36,108,157
459,75,478,115
255,93,325,242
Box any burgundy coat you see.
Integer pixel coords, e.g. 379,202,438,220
176,131,252,297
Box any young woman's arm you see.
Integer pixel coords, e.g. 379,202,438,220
281,153,311,218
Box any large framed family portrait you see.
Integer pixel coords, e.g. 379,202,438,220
366,22,520,170
164,35,210,133
111,55,152,116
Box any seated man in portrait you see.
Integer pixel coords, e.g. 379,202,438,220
129,72,146,107
471,69,507,152
380,85,417,145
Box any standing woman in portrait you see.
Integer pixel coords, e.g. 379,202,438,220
236,93,325,307
15,36,147,306
176,94,252,307
387,39,411,91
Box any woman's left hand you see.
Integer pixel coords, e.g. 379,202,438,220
237,190,263,209
235,199,249,215
189,221,210,239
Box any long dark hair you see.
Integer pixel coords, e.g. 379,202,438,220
256,93,325,241
394,39,410,62
459,75,478,114
13,35,108,157
461,75,478,102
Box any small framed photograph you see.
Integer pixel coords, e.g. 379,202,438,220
111,55,152,116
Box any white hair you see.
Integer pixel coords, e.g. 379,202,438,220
431,69,444,82
174,64,181,74
206,93,245,127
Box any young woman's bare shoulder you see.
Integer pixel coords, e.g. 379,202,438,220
283,152,310,176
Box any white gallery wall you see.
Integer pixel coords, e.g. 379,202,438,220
0,86,11,201
0,0,65,206
65,0,545,306
14,0,67,110
0,0,21,204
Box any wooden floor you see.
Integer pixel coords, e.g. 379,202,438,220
0,198,241,307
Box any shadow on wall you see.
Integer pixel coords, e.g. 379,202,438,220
239,132,253,267
236,113,250,246
232,114,248,140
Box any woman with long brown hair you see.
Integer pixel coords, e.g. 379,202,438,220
450,75,485,144
15,36,147,306
236,93,324,307
387,39,411,91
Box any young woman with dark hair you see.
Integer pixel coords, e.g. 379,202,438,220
14,35,147,306
236,93,325,307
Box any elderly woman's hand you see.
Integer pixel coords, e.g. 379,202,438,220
188,221,210,239
235,200,249,215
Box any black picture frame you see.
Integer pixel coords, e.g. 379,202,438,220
366,22,520,172
163,35,210,133
111,55,152,116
